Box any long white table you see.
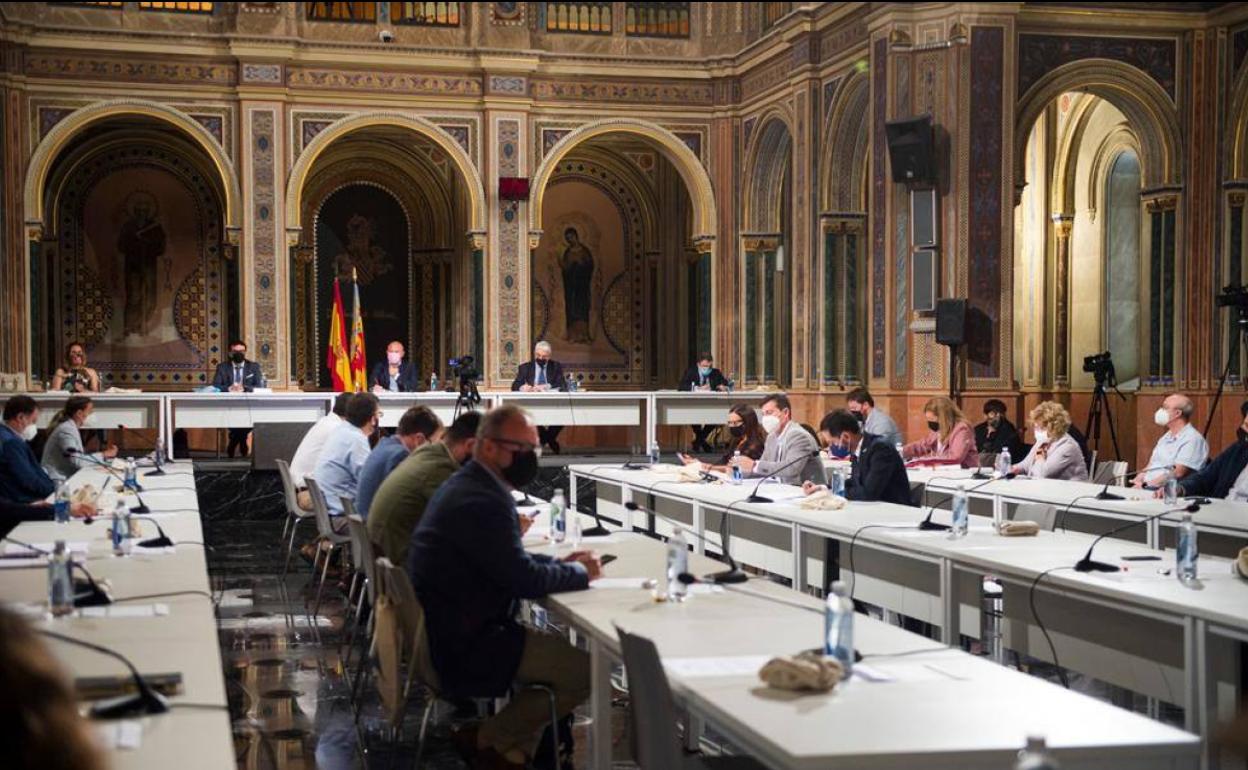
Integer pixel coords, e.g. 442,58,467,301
526,528,1200,769
0,392,163,431
0,462,232,769
568,464,1247,764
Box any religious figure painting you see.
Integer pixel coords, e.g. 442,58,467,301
534,179,629,368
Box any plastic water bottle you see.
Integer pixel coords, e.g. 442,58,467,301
1164,473,1178,506
54,482,71,524
111,500,132,556
666,528,689,601
123,459,138,492
1014,735,1060,770
48,540,75,617
550,489,567,544
731,451,743,484
995,447,1012,478
824,580,854,673
153,437,166,470
1176,511,1198,583
726,372,735,393
648,440,661,466
895,442,905,460
429,371,439,391
830,467,845,497
950,483,969,539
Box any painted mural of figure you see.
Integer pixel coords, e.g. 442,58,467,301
334,213,392,286
559,227,594,344
117,191,166,337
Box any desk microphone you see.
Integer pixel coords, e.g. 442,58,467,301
1095,464,1174,500
131,516,174,549
118,424,166,476
39,629,169,718
65,449,150,512
745,450,821,504
625,500,749,584
2,537,113,606
1073,501,1201,573
917,476,998,531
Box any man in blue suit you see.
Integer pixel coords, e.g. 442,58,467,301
210,339,265,457
407,404,600,769
0,395,55,503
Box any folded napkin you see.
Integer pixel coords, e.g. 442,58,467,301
758,651,845,693
70,484,98,505
1236,547,1248,580
998,520,1040,537
800,490,847,510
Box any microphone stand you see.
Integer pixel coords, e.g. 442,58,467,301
132,516,174,549
625,500,750,584
66,449,150,512
918,476,1000,531
118,424,166,477
39,629,170,718
1099,463,1175,498
744,450,821,504
2,537,113,606
1073,501,1201,573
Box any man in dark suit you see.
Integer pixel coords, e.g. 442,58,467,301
677,352,729,453
210,339,265,458
807,409,914,507
1175,400,1248,500
510,341,568,454
0,396,56,503
974,399,1027,461
407,405,600,769
369,339,422,393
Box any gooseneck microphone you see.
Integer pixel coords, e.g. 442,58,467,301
917,476,999,531
65,449,150,513
1094,463,1174,501
1073,501,1202,573
625,500,749,584
745,449,821,504
2,537,112,606
39,629,170,718
131,516,174,549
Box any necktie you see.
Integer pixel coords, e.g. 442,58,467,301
535,364,546,386
234,366,242,385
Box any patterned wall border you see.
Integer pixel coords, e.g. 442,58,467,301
246,107,281,379
288,108,481,178
28,98,236,162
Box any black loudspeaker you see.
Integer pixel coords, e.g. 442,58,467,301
935,298,966,347
885,115,935,184
912,249,938,312
911,188,937,247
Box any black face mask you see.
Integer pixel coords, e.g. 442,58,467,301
501,449,539,488
230,351,245,364
728,425,746,438
851,411,866,424
927,420,940,433
1239,428,1248,444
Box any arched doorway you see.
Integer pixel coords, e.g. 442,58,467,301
286,117,485,388
742,115,795,388
27,108,237,387
529,120,717,388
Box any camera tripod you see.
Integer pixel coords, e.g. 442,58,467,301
1085,374,1124,461
454,377,481,421
1202,305,1248,437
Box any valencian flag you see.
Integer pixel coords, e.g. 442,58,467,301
326,277,352,391
349,269,367,392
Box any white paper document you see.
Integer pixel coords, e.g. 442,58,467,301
4,541,89,556
663,655,771,678
589,577,654,590
78,603,169,619
96,720,143,750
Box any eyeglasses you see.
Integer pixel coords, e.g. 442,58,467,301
488,437,543,457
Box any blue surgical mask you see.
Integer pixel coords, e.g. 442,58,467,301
698,366,711,377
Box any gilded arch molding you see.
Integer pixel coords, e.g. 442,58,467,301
285,112,487,244
820,73,870,213
528,118,717,247
23,98,242,238
1226,63,1248,180
1015,59,1181,195
742,111,796,233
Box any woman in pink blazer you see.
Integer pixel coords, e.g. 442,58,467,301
902,396,979,468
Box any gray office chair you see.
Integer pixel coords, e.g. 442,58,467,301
616,626,765,770
341,506,377,670
1011,501,1058,532
275,459,316,576
303,477,352,622
1092,460,1128,486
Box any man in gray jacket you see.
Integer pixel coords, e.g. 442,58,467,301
41,396,117,481
737,393,826,486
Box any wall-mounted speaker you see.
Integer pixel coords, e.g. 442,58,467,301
913,249,938,313
885,115,935,184
911,187,937,247
935,298,967,347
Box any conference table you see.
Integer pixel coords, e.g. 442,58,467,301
0,461,233,769
524,524,1201,769
567,463,1247,764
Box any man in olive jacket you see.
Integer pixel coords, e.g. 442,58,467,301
366,411,480,566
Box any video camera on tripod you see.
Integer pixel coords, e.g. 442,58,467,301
448,354,481,415
1082,351,1117,388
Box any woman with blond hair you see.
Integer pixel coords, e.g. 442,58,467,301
902,396,978,468
1012,401,1089,481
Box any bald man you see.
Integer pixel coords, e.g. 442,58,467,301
1134,393,1209,488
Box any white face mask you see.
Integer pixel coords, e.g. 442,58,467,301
761,414,782,435
21,422,38,442
1033,428,1049,445
1153,407,1171,427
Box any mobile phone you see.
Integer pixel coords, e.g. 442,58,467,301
600,554,618,566
1121,555,1162,562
